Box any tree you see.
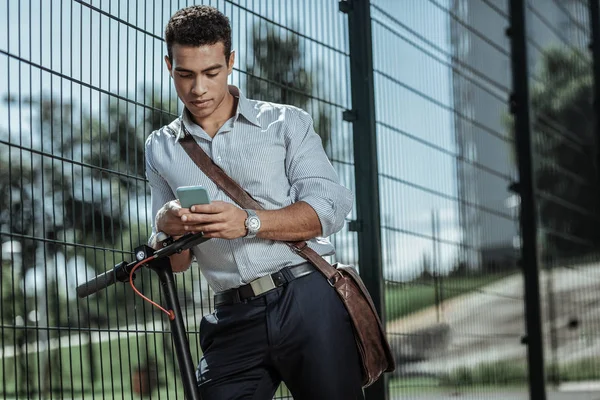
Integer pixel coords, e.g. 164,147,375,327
0,83,182,396
245,26,332,151
522,47,598,259
0,88,178,325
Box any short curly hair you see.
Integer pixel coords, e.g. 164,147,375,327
164,5,232,62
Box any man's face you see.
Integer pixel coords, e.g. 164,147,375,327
165,43,235,123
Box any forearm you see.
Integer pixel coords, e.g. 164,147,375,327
255,201,322,242
171,200,323,242
149,233,194,272
165,250,194,272
151,202,192,272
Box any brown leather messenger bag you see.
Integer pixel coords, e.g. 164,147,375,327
179,134,395,387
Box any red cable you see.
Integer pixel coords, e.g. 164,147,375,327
129,256,175,321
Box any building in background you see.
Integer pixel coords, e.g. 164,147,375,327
449,0,588,271
450,0,517,272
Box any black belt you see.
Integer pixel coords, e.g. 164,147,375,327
214,263,315,307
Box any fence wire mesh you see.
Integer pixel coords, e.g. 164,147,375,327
2,1,600,400
0,0,351,398
525,0,600,393
373,0,527,398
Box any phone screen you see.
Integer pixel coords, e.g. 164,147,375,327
176,185,211,208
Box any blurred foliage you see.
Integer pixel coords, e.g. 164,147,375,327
245,25,332,152
437,357,600,387
506,46,599,260
440,359,528,386
0,88,179,347
530,47,599,260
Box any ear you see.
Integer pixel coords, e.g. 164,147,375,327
164,55,173,77
227,51,236,75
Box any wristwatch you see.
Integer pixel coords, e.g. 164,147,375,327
244,209,261,238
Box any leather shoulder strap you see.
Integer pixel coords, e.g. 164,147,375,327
179,135,262,210
178,133,338,279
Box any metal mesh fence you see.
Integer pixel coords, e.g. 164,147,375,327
525,0,600,393
3,1,600,399
372,0,528,398
0,0,352,398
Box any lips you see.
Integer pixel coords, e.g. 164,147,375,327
190,99,211,108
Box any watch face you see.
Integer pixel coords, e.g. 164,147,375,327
248,216,260,231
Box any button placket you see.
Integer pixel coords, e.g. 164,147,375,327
212,136,222,164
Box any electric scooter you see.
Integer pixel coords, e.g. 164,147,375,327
76,233,208,400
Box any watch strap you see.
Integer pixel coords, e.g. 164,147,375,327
244,209,260,238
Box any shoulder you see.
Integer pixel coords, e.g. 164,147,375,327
145,118,181,149
144,119,182,167
246,98,313,128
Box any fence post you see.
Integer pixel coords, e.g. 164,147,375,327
507,0,547,398
590,0,600,181
340,0,388,399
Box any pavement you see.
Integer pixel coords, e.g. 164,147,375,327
392,382,600,399
387,265,600,377
392,391,600,400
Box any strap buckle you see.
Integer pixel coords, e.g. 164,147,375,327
249,274,277,296
292,242,308,254
327,270,344,287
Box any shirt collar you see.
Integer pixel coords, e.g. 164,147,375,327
175,85,260,141
229,85,261,127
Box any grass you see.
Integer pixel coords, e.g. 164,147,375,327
385,272,514,321
548,357,600,383
0,331,196,398
440,359,528,386
390,378,527,396
0,330,293,399
388,358,600,397
442,358,600,386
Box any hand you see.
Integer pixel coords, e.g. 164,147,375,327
181,201,248,239
155,200,189,237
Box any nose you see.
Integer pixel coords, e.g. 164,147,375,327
191,77,208,96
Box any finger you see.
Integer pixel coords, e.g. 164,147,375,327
167,203,188,218
188,204,215,214
183,223,225,234
181,221,203,231
168,199,184,211
180,213,224,224
173,208,189,217
190,201,229,214
161,224,188,236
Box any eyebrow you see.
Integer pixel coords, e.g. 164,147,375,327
174,64,223,74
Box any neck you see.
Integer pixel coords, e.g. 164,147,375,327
193,91,236,137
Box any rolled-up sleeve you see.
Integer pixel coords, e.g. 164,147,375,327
145,132,176,244
286,109,353,237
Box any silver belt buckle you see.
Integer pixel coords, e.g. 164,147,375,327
249,274,276,296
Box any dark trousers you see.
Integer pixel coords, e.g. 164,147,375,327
196,269,365,400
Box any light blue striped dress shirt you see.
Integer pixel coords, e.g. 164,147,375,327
145,86,353,292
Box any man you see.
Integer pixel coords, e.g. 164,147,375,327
145,5,364,399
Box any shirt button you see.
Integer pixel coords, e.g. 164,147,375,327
217,156,222,161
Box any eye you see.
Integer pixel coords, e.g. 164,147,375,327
178,73,193,78
206,73,219,78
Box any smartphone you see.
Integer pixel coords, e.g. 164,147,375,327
176,185,211,208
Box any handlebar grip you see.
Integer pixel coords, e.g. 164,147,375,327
76,265,123,298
